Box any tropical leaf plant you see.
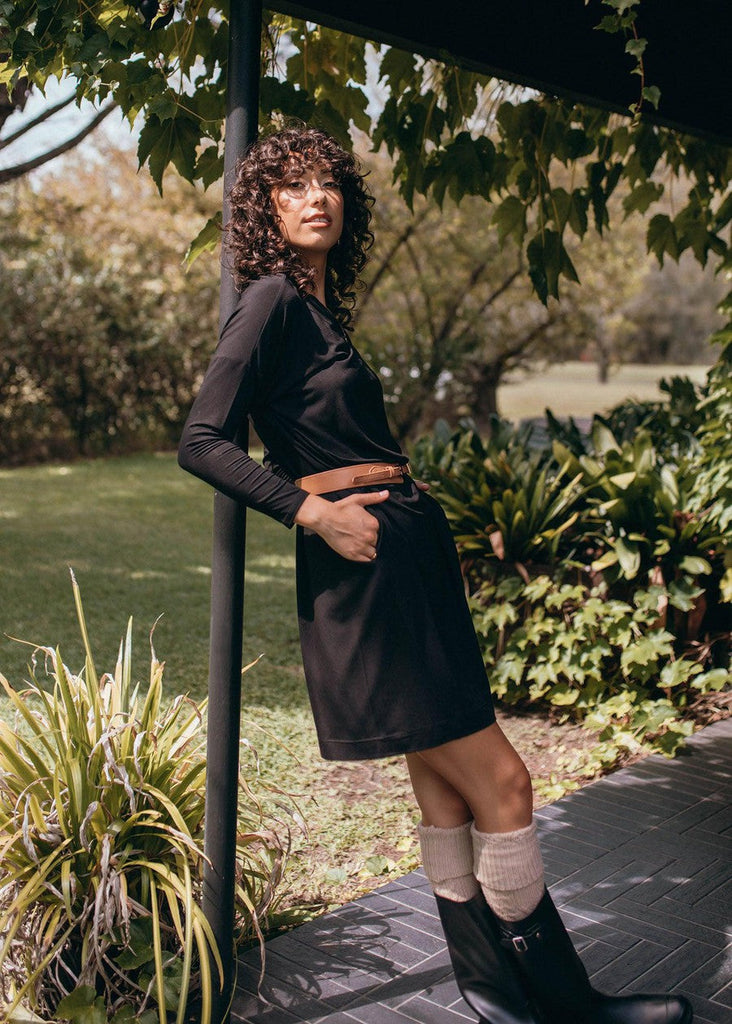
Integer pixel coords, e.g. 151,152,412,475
411,417,586,580
411,375,730,769
470,574,729,760
0,573,289,1023
552,424,726,622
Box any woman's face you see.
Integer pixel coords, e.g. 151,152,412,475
270,162,344,261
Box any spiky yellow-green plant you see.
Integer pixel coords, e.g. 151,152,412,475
0,574,288,1024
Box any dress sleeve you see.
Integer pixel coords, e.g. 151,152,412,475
177,277,309,527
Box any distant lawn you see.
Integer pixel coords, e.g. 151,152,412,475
500,360,710,421
0,362,710,915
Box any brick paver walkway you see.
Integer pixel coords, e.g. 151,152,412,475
235,717,732,1024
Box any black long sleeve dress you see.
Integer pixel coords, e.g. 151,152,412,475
179,274,495,760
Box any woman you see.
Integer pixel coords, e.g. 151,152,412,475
178,125,692,1024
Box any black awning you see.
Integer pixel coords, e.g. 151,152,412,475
272,0,732,145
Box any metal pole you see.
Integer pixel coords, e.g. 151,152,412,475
203,1,261,1021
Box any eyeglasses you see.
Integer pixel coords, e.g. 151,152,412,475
279,178,341,199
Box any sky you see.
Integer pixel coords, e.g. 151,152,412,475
1,76,138,178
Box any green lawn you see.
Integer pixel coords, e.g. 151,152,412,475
0,452,420,914
499,360,710,421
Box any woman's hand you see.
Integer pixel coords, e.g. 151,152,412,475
295,490,390,562
413,479,430,492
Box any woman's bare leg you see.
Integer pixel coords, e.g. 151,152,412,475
408,723,544,921
408,722,533,833
405,749,472,827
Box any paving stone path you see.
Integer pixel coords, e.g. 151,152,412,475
235,717,732,1024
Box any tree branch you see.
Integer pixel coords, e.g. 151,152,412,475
430,255,491,366
0,92,77,151
404,234,439,350
0,102,117,183
358,205,431,318
494,313,558,367
449,261,523,351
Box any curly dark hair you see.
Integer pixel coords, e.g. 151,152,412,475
227,126,374,326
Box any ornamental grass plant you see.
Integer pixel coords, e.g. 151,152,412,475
0,573,288,1024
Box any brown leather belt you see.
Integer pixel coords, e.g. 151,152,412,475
295,461,410,495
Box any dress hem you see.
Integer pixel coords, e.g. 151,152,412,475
316,708,496,762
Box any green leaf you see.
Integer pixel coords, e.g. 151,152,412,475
194,145,224,190
615,537,641,578
667,578,704,612
621,631,674,671
608,471,636,490
110,1009,137,1024
647,213,680,265
527,230,560,304
625,37,647,58
642,85,661,109
10,28,42,59
691,668,731,692
55,988,106,1024
364,854,391,875
493,196,526,243
184,212,222,267
426,133,496,205
678,555,712,576
623,180,664,215
324,866,348,884
603,0,640,13
659,660,701,688
548,683,580,706
137,113,200,192
378,48,417,92
595,15,621,33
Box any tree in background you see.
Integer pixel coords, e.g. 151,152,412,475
0,140,724,462
355,157,724,435
1,7,729,308
0,146,219,463
0,80,117,183
622,252,726,365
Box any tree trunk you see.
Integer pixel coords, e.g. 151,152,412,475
469,361,503,429
596,332,611,383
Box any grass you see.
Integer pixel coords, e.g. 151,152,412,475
499,360,710,421
0,363,712,918
0,452,420,916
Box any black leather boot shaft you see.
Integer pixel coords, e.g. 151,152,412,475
435,893,544,1024
497,889,693,1024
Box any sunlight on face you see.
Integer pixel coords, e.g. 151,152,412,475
271,162,344,260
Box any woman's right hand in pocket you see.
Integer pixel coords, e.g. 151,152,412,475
295,490,390,562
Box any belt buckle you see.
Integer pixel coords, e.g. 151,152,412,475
351,464,402,486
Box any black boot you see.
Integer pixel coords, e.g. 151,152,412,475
497,889,693,1024
435,893,545,1024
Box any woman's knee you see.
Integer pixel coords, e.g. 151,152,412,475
499,756,533,808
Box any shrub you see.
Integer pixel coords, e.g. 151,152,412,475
0,156,219,466
410,368,730,762
411,417,588,580
553,424,726,635
687,335,732,590
0,575,288,1023
471,575,728,758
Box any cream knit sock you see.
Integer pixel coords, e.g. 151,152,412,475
418,821,481,903
471,820,545,922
